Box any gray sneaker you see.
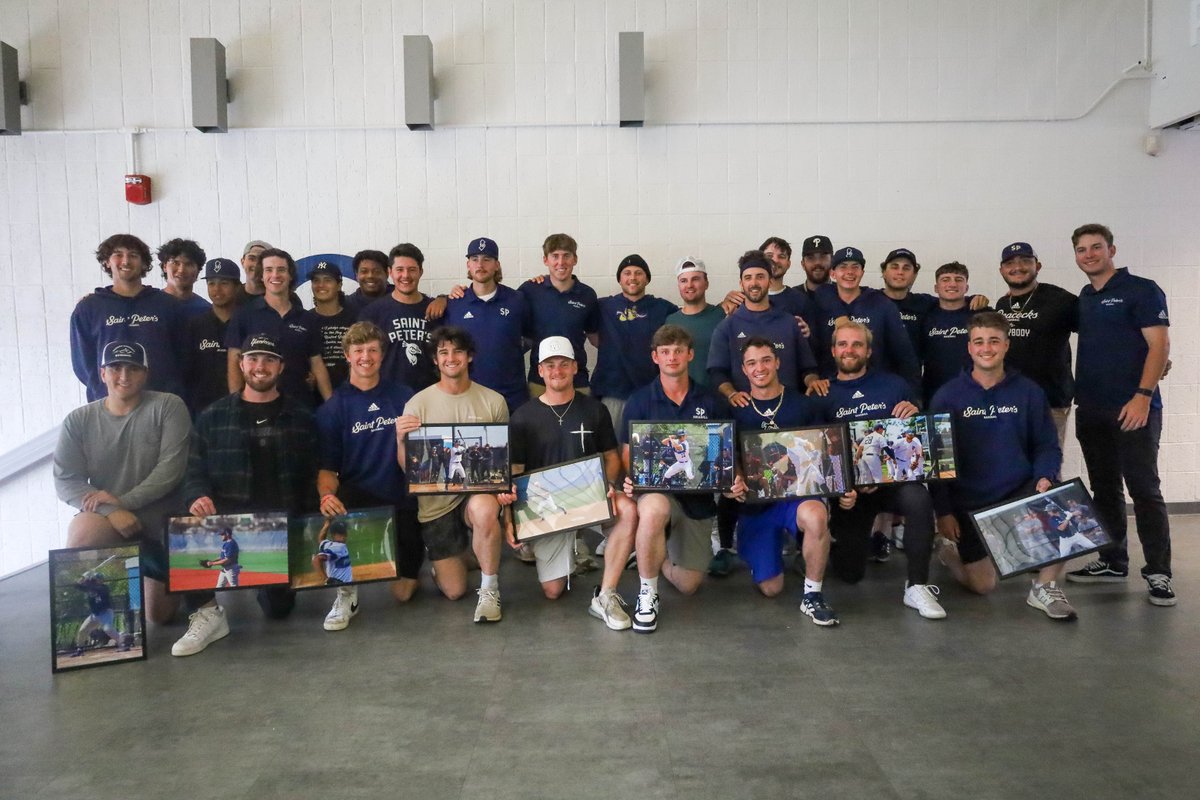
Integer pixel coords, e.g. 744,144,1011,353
588,586,632,631
473,587,502,623
1027,581,1077,620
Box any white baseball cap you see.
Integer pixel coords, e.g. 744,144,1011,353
538,336,575,362
675,256,706,276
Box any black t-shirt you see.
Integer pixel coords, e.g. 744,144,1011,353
241,397,286,511
185,310,231,416
995,283,1077,408
305,306,357,390
509,394,618,471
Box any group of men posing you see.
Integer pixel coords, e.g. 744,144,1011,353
53,222,1174,657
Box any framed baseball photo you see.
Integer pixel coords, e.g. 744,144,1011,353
627,420,736,493
166,512,290,593
405,423,511,495
49,544,146,674
847,413,958,486
738,424,852,502
288,507,398,590
969,479,1113,579
512,455,614,543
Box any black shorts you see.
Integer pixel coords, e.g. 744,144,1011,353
951,509,991,565
420,501,472,561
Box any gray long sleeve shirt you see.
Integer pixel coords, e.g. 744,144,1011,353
54,391,191,517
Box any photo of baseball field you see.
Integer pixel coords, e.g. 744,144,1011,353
405,423,510,495
627,420,736,493
166,512,289,593
929,412,957,480
971,478,1112,579
288,507,398,590
513,455,613,542
49,544,145,673
739,424,851,501
848,414,931,485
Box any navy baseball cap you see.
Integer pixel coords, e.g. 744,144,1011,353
801,236,833,256
832,246,866,268
1001,242,1038,262
617,254,650,280
100,341,148,369
466,237,499,259
240,334,282,359
308,260,343,281
884,248,918,267
204,258,241,282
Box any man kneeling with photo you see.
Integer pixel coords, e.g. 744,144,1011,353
929,313,1073,620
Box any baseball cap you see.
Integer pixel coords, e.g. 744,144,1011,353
204,258,241,282
242,240,272,257
330,521,348,536
466,237,499,259
538,336,576,362
617,254,650,281
801,236,834,256
100,341,148,369
308,260,343,281
240,334,282,359
1001,242,1037,262
884,248,918,267
832,246,866,268
675,256,706,276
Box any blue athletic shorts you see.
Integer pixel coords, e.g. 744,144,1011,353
736,499,801,583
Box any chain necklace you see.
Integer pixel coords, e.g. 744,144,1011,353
1006,282,1039,311
547,396,575,426
749,388,784,430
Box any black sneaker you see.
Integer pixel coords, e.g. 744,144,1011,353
869,531,891,563
800,592,839,627
1145,574,1177,607
1066,559,1128,584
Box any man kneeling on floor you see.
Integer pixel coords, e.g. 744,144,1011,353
620,325,729,633
929,312,1074,620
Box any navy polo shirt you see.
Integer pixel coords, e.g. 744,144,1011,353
590,294,679,400
813,284,920,389
226,297,321,402
316,379,415,503
519,277,600,388
819,369,915,422
920,304,980,404
707,305,817,392
621,378,731,517
445,284,532,411
1076,268,1169,411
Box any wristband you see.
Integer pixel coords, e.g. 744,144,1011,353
1134,388,1153,398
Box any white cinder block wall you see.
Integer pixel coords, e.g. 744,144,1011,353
0,0,1197,576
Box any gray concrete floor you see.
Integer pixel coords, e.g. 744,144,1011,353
2,518,1198,800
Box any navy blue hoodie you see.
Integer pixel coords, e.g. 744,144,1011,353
812,284,920,389
70,286,187,401
818,369,915,422
929,370,1061,513
707,304,817,392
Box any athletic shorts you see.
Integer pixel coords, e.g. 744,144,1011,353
661,495,713,573
736,497,826,583
529,530,575,583
420,500,471,561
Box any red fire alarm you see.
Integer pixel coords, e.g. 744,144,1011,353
124,174,152,205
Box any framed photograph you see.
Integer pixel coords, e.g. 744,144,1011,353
49,544,146,673
969,479,1113,579
847,412,959,486
738,424,851,502
512,455,614,543
405,423,510,495
166,511,290,593
288,507,398,590
627,419,736,493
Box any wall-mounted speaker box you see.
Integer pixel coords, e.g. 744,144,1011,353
403,35,434,131
618,32,644,128
190,38,229,133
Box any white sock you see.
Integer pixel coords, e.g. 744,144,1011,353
640,576,659,594
481,573,498,591
803,578,822,594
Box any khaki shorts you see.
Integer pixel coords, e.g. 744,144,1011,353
661,495,714,573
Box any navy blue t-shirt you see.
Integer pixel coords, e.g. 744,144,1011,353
768,287,816,329
819,369,915,422
519,277,600,388
1076,268,1169,412
316,379,415,503
226,297,322,402
590,294,679,400
356,294,442,392
707,305,817,393
888,291,937,355
920,304,982,404
444,284,533,411
730,388,823,433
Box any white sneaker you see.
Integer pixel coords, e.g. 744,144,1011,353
632,588,659,633
474,587,502,623
588,586,632,631
171,604,230,657
324,586,359,631
903,583,947,620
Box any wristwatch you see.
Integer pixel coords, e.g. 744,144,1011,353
1135,388,1154,397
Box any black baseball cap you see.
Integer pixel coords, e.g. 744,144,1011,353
801,236,833,256
100,341,148,369
240,334,282,359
